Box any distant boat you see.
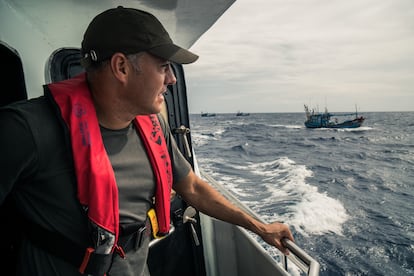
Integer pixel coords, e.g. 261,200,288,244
236,111,250,116
201,112,216,117
304,104,365,128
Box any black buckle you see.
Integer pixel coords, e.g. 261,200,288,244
120,225,147,252
134,226,146,250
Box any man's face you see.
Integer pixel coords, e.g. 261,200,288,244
126,53,176,115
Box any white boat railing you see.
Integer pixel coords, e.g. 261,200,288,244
200,169,320,276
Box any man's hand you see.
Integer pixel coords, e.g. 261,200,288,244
258,222,294,255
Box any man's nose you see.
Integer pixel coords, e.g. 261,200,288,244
166,65,176,85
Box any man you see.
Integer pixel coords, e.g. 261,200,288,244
0,6,294,276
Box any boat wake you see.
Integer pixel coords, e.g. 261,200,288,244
269,124,304,129
248,157,349,237
200,155,349,237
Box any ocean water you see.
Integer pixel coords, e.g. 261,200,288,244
189,112,414,276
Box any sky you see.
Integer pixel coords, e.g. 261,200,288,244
184,0,414,113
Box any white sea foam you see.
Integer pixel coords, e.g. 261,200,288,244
212,127,225,136
191,133,210,146
269,124,304,129
289,191,349,236
191,126,225,147
249,157,349,236
197,157,250,197
285,125,304,129
338,126,373,132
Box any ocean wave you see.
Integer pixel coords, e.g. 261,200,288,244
191,127,226,147
337,126,373,132
246,157,349,237
230,144,248,154
269,124,304,129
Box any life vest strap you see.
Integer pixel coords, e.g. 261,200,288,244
25,219,115,275
78,248,114,275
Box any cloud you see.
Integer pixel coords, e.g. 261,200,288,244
185,0,414,113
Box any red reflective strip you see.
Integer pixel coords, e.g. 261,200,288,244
79,247,95,274
114,244,126,259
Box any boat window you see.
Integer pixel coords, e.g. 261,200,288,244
0,42,28,106
45,47,84,83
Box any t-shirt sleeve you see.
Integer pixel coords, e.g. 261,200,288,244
0,108,37,202
157,115,192,185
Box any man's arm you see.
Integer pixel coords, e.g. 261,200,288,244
0,109,37,202
174,170,294,255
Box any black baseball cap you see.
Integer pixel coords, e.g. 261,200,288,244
81,6,198,67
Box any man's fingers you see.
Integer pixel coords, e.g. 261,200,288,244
275,239,290,255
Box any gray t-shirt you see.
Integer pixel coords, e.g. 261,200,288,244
102,117,191,276
101,117,191,225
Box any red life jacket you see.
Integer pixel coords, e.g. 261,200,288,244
47,73,173,249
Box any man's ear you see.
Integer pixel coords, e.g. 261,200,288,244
110,53,129,83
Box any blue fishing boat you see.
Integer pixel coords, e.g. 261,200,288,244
304,105,365,129
236,111,250,116
201,111,216,117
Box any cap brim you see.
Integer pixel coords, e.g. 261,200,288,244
148,44,198,64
